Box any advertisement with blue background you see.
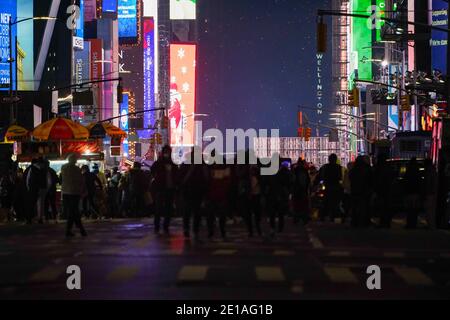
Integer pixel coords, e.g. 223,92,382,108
103,0,118,13
142,18,155,139
0,0,17,91
118,0,137,41
431,0,448,74
120,93,129,156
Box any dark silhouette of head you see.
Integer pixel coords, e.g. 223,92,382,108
328,154,338,164
133,162,142,169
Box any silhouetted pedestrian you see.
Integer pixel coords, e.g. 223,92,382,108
373,154,394,228
349,156,373,227
404,157,422,229
292,158,311,225
319,154,343,222
151,145,177,235
423,158,438,229
61,154,87,237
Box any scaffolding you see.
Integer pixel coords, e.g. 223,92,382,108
332,0,355,164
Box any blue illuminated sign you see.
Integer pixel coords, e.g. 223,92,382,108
118,0,137,39
120,93,129,157
142,18,155,139
102,0,118,13
0,0,17,91
431,0,448,74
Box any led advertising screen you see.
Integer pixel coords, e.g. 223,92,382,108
351,0,372,81
142,18,155,139
143,0,158,17
73,41,91,125
73,0,85,50
169,43,196,146
0,0,17,91
101,0,118,18
119,0,138,44
89,39,103,120
431,0,448,74
120,93,129,157
170,0,196,20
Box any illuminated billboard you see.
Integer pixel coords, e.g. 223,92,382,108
351,0,372,81
103,0,118,13
118,0,138,44
73,0,85,50
0,0,17,91
142,18,155,139
169,43,197,146
17,0,34,91
143,0,158,17
120,93,129,157
170,0,196,20
431,0,448,74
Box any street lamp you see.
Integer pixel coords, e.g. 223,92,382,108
8,16,56,124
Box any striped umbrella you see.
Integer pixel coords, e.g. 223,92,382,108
32,117,89,141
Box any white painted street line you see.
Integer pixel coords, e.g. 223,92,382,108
328,251,350,257
255,266,286,282
323,267,358,284
394,267,434,286
383,252,406,258
178,266,209,281
213,249,237,255
29,266,65,282
273,250,295,256
106,266,140,282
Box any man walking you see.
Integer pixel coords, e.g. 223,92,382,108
61,154,87,237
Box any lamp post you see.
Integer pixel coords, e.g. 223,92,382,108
8,16,56,125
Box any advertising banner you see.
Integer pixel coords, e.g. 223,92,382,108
142,18,155,139
170,0,196,20
431,0,448,74
119,0,138,44
0,0,17,91
169,43,196,147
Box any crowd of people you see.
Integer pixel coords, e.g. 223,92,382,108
0,146,445,238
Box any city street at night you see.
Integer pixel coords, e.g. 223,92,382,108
1,217,450,300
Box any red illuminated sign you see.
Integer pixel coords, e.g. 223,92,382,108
169,44,197,146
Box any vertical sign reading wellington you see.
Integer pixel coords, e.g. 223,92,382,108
169,44,196,146
143,18,155,138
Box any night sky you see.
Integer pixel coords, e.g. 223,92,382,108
198,0,331,137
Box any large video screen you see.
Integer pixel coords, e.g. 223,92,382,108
118,0,138,44
169,43,196,146
170,0,196,20
17,0,34,90
0,0,17,91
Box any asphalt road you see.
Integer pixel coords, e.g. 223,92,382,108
1,217,450,300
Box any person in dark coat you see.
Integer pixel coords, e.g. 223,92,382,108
151,145,177,235
349,155,373,227
179,147,208,239
292,158,311,225
205,154,232,240
373,154,395,228
318,154,343,222
128,162,149,217
45,160,59,221
404,157,422,229
81,165,102,218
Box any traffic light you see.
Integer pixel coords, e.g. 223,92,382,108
297,127,304,138
317,21,327,53
305,127,312,142
117,83,123,104
348,87,360,107
162,116,169,129
155,133,163,145
400,94,411,112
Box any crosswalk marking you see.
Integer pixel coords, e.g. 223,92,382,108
394,267,434,286
329,251,350,257
255,266,286,282
134,235,153,248
383,252,405,258
106,266,140,282
29,266,65,282
178,266,209,281
323,267,358,284
213,249,237,255
273,250,295,256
